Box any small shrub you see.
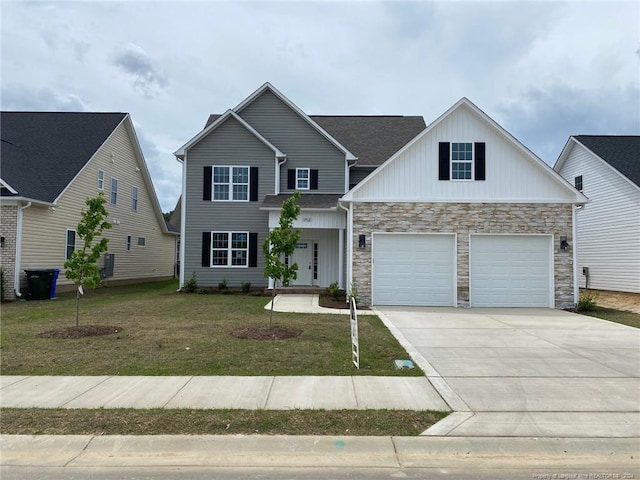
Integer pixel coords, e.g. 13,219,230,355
198,288,210,295
218,278,229,293
183,272,197,293
241,282,252,294
327,282,341,300
578,292,597,312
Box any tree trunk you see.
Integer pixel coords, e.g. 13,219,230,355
269,280,277,328
75,288,80,327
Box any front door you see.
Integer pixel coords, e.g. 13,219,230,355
290,240,313,286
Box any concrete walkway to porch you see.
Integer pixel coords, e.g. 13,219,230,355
265,293,365,315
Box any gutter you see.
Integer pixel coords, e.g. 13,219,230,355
14,201,31,297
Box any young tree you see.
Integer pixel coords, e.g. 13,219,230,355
64,192,112,327
263,191,301,327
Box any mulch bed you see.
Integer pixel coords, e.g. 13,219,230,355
229,325,302,340
36,326,122,339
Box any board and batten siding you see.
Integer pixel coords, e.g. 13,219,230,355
350,105,576,203
20,121,176,290
558,144,640,293
184,116,275,287
237,90,347,194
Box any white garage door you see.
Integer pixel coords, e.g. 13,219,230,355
470,235,552,307
372,234,455,306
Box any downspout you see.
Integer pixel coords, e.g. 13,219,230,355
178,155,187,289
275,155,287,195
14,201,31,297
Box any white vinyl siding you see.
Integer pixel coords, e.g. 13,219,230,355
372,233,456,306
19,121,175,288
558,143,640,293
349,105,577,203
470,235,553,307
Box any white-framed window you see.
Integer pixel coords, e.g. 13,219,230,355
451,142,473,180
213,166,249,201
97,169,104,190
211,231,248,267
65,229,76,260
137,237,146,247
132,186,138,211
110,177,118,204
296,168,310,190
126,235,132,251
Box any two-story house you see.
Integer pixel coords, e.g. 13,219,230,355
0,112,178,300
554,136,640,294
176,83,587,308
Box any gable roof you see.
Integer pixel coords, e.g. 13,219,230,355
343,97,588,204
233,82,357,162
0,112,127,203
203,114,425,167
573,135,639,187
174,109,284,160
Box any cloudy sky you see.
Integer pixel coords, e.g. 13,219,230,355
2,1,638,212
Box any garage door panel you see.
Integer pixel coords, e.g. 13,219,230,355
372,234,455,306
470,235,552,308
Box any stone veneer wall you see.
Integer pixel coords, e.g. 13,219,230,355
0,205,18,301
352,202,574,309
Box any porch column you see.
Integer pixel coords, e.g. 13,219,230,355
338,228,344,290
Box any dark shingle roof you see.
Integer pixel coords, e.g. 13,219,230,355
205,113,426,167
574,135,640,187
311,116,425,166
1,112,127,203
261,194,343,210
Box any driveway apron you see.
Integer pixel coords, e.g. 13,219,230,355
374,307,640,438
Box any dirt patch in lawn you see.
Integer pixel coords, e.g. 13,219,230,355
581,289,640,314
229,325,302,340
36,326,122,339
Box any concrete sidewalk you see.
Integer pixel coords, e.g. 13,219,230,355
265,293,357,314
0,375,449,411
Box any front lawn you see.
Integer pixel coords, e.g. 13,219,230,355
0,280,422,376
579,306,640,329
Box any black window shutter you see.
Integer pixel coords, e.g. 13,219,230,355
250,167,259,201
474,143,486,181
438,143,450,180
201,232,211,267
249,232,258,267
203,166,212,200
310,169,319,190
287,169,295,189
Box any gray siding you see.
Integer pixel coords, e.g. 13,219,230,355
238,90,347,193
184,116,275,287
349,167,376,189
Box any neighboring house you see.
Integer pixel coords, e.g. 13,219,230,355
0,112,178,300
175,83,587,309
554,136,640,294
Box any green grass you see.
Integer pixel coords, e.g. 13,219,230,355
0,408,447,436
0,280,422,376
579,306,640,329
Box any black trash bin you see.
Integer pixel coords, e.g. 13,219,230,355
24,269,56,300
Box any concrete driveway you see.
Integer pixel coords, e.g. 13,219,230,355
374,307,640,438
